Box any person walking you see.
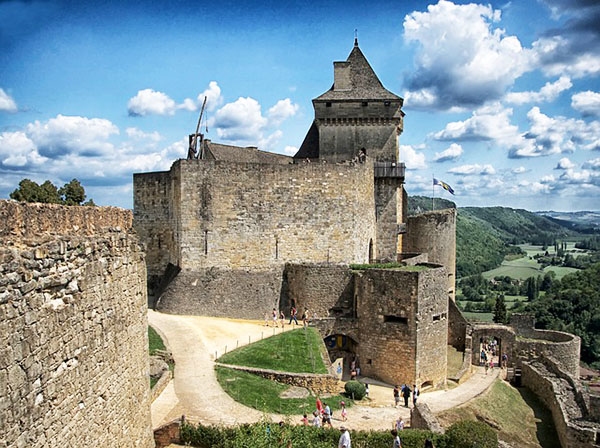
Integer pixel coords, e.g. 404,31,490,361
394,417,405,432
338,426,351,448
341,401,347,421
364,383,370,398
393,385,400,408
312,411,321,427
301,413,308,426
402,384,411,407
302,308,309,329
316,396,323,416
272,308,278,327
279,310,285,328
289,305,298,325
412,384,419,406
391,429,402,448
323,403,332,428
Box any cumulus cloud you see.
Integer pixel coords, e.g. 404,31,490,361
0,88,17,112
399,144,427,170
125,127,162,142
210,96,298,148
571,91,600,117
403,1,532,111
128,89,178,116
583,157,600,170
198,81,223,112
26,114,119,157
0,131,46,167
448,164,496,175
555,157,576,169
512,166,527,174
268,99,299,126
284,145,298,155
433,143,463,162
505,76,572,105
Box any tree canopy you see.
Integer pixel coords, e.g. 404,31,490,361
9,178,95,206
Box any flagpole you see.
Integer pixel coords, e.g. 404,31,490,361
432,174,435,212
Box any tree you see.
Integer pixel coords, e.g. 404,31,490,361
540,272,555,291
59,179,86,205
39,180,62,204
525,277,539,301
494,295,507,323
10,179,43,202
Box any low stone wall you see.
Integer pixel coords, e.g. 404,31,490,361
0,199,132,237
151,369,172,403
216,363,339,394
397,252,428,265
157,267,283,319
515,330,580,377
521,359,599,447
449,348,472,384
153,419,182,448
410,403,444,433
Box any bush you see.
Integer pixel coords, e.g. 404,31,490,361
344,381,366,400
446,421,497,448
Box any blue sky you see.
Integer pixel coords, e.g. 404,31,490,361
1,0,599,211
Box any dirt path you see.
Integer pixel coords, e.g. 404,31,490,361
149,310,500,431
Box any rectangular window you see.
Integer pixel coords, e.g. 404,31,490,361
362,102,368,107
384,315,408,324
433,314,441,322
384,101,391,107
326,102,332,107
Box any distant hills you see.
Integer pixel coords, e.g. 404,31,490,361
408,196,599,277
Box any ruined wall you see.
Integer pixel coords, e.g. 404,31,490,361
515,330,581,377
374,179,402,262
284,263,354,319
448,298,468,351
404,209,456,300
0,201,153,448
133,170,175,290
521,360,599,448
415,266,448,388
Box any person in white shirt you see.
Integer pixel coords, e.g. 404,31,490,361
338,427,351,448
312,411,321,427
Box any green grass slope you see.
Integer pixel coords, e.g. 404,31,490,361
217,328,328,374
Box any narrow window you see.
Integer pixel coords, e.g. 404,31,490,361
326,102,332,107
384,315,408,325
275,239,279,260
204,230,208,255
361,102,368,107
433,314,441,322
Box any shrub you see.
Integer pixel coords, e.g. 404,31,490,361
344,381,366,400
446,420,497,448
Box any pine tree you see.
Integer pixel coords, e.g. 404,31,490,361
494,295,507,323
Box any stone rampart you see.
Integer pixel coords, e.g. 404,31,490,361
0,202,153,448
516,329,580,377
521,359,599,447
216,363,339,395
0,199,132,237
404,209,456,300
157,267,283,318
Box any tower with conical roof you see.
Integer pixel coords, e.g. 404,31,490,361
294,39,406,261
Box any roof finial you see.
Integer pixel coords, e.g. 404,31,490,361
354,29,358,47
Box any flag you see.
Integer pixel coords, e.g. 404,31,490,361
433,178,455,195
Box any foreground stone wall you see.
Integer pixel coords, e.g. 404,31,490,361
0,201,153,448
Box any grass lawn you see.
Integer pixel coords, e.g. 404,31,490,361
461,311,494,322
437,379,560,448
543,265,579,279
149,325,167,354
215,366,351,415
218,328,328,374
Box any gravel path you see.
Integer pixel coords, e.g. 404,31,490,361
149,310,500,431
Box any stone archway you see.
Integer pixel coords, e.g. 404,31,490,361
324,334,359,380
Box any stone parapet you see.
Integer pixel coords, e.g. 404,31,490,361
216,363,340,395
0,199,132,238
410,403,444,433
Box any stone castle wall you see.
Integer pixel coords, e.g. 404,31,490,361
0,201,153,448
404,209,456,300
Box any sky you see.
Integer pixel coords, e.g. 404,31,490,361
1,0,599,211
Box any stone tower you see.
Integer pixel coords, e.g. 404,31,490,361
294,39,406,261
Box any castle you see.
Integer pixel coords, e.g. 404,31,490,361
134,39,456,388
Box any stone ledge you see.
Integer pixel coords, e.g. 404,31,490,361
151,368,172,403
410,402,444,433
216,363,339,394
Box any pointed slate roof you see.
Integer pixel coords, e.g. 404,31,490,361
315,40,402,102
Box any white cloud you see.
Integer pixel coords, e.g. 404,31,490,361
128,89,178,116
267,99,299,126
583,157,600,170
399,144,427,170
448,164,496,175
178,98,197,112
198,81,223,112
284,145,298,155
505,76,572,105
0,131,46,167
403,0,533,110
555,157,576,169
259,130,283,152
26,114,119,157
512,166,527,174
0,88,17,112
125,127,162,142
433,143,463,162
531,36,600,79
571,91,600,117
